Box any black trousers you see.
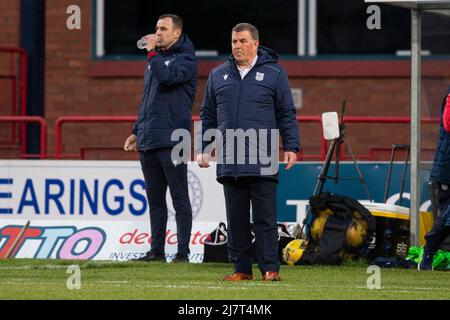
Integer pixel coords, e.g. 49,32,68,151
140,148,192,255
221,177,279,275
425,182,450,253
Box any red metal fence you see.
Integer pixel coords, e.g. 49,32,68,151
0,116,47,159
52,115,440,161
0,115,440,160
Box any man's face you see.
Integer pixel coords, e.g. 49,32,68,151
155,17,181,49
232,31,259,66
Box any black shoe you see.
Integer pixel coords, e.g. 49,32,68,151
171,253,189,263
418,248,434,271
131,251,166,262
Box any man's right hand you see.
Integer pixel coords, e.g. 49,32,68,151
196,154,211,168
144,34,158,52
124,134,137,152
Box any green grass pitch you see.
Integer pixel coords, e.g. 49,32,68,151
0,259,448,300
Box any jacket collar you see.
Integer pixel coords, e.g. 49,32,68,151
158,34,194,56
228,45,279,67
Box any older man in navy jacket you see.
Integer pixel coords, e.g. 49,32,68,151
124,14,197,263
197,23,300,281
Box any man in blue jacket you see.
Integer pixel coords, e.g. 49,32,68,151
197,23,300,281
124,14,197,263
418,88,450,271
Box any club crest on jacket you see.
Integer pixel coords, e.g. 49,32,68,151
255,72,264,81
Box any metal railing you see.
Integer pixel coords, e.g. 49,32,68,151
0,116,47,159
54,116,137,159
53,115,440,161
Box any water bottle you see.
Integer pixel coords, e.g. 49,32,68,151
137,37,147,50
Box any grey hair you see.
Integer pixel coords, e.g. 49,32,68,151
232,23,259,40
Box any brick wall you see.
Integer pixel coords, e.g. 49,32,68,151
287,77,444,160
45,0,141,160
0,0,20,157
0,0,19,46
1,1,448,160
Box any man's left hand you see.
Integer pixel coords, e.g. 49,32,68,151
284,151,297,170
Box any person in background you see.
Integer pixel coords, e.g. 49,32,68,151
419,88,450,271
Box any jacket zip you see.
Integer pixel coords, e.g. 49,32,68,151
233,68,244,180
143,67,151,150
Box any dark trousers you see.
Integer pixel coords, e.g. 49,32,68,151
222,177,279,275
140,148,192,255
425,182,450,253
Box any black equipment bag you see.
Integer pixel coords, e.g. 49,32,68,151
203,222,229,263
202,222,257,263
298,192,376,265
203,222,294,263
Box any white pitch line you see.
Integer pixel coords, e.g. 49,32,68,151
0,265,68,270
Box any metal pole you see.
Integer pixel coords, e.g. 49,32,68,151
410,9,421,247
298,0,306,56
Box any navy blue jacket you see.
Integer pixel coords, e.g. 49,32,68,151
133,34,197,151
200,46,300,181
430,88,450,184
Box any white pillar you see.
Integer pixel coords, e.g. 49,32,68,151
410,9,421,246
